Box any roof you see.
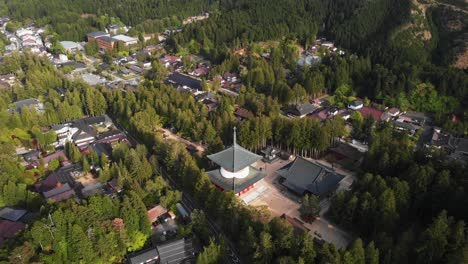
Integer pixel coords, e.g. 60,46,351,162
91,143,113,158
157,238,196,264
277,157,344,196
108,24,125,30
388,107,400,115
293,103,318,116
127,247,160,264
206,166,266,193
348,100,363,107
0,220,25,247
81,182,104,198
147,205,168,223
112,35,137,43
0,207,27,222
448,136,468,153
167,73,201,90
195,92,217,102
60,41,81,50
234,108,251,119
13,98,40,112
98,36,118,43
330,143,364,162
87,31,109,38
207,128,262,172
43,183,72,199
42,150,68,164
359,106,383,121
394,120,418,131
35,174,59,193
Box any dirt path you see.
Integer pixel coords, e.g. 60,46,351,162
159,128,206,155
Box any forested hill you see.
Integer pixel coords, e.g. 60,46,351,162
2,0,212,26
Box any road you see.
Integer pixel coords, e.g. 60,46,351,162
110,115,243,264
159,128,206,155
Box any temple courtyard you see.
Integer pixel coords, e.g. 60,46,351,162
245,157,354,249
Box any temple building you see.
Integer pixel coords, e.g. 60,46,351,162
206,127,266,196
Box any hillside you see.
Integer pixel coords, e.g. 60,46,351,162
389,0,467,68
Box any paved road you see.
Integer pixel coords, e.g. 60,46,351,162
110,115,243,264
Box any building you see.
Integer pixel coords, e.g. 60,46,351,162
206,127,266,196
43,183,76,202
157,238,196,263
289,102,319,118
359,106,383,121
278,156,344,197
127,247,160,264
0,207,27,222
12,98,44,113
167,72,201,91
112,35,138,46
387,107,400,117
348,100,363,111
147,205,168,224
95,36,118,50
234,107,252,121
126,238,196,264
261,146,281,163
107,24,128,34
0,220,25,247
87,31,110,42
60,41,82,52
447,136,468,164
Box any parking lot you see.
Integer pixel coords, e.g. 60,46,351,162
152,218,179,241
245,157,353,249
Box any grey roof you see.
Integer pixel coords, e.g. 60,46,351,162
195,92,217,102
394,121,418,131
0,207,27,222
87,31,109,38
13,98,40,112
60,41,81,50
167,73,201,90
43,183,72,198
448,136,468,153
293,103,318,116
108,24,124,30
98,36,118,43
207,128,261,172
81,182,104,198
206,166,266,194
127,247,159,264
348,100,363,107
157,238,196,264
277,157,344,196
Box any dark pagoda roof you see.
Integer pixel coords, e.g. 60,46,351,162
206,166,266,194
277,157,344,197
207,127,261,172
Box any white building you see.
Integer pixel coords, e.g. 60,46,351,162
112,35,138,46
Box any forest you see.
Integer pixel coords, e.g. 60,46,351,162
0,51,465,263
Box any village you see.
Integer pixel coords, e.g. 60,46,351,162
0,10,467,264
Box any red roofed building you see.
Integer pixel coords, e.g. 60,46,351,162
147,205,168,223
360,106,383,121
0,220,25,247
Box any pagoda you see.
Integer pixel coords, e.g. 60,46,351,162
206,127,266,196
